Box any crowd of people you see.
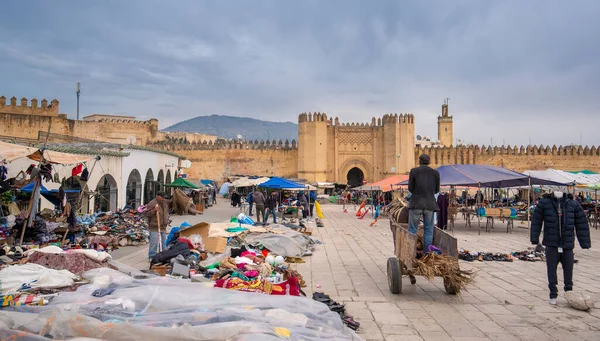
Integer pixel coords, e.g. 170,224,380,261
230,188,317,225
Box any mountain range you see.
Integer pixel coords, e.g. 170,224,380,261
163,115,298,141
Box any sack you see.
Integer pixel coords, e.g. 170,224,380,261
565,291,595,311
315,201,324,219
8,202,20,216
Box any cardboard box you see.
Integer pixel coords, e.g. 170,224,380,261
180,222,228,253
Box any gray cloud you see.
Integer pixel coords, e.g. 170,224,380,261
0,0,598,146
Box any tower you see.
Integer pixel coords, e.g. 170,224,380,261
437,99,453,147
297,112,329,182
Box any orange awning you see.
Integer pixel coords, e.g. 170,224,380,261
367,175,409,192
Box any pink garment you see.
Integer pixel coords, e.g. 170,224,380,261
237,263,247,270
241,251,256,257
244,270,259,278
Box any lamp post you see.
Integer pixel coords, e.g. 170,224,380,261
76,82,81,120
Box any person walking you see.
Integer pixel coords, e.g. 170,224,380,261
298,191,308,219
407,154,440,254
145,191,171,260
253,189,266,223
531,191,591,305
247,189,254,216
265,194,277,225
309,190,317,217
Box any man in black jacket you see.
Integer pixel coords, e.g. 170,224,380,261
408,154,440,254
531,192,591,305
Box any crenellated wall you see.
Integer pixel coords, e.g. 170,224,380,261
0,96,59,116
415,145,600,172
148,140,298,182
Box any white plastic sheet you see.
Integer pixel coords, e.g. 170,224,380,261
0,263,79,294
1,275,363,341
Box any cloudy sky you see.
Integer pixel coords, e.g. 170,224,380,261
1,1,599,146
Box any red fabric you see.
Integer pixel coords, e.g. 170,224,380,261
72,164,83,176
214,276,300,296
177,237,194,250
261,249,269,257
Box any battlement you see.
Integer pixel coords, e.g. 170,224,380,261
148,138,298,151
0,96,59,116
417,144,600,157
94,117,158,126
298,112,414,127
298,112,328,123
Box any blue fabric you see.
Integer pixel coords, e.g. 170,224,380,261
148,232,167,259
165,227,180,245
265,208,277,224
258,177,304,189
21,182,79,194
408,209,435,253
396,164,568,188
200,179,214,185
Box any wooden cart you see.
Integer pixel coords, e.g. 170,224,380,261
387,221,460,295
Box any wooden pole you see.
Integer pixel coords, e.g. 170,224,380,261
527,176,531,229
156,205,163,253
19,177,40,245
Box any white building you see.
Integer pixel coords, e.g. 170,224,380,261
5,143,181,213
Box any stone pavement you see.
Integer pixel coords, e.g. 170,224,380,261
118,203,600,341
295,205,600,341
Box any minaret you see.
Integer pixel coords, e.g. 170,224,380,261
437,99,453,147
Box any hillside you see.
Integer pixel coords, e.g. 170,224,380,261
163,115,298,141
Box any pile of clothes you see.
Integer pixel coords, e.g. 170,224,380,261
147,232,308,297
12,216,59,244
75,209,149,249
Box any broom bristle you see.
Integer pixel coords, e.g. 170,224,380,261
414,253,475,293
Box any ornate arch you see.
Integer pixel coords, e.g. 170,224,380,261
339,157,372,184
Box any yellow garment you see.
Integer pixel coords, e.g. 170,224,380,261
315,201,324,219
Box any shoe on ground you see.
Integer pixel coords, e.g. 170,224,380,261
549,298,557,305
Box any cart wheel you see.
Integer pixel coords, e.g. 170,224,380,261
409,274,417,285
444,277,460,295
387,257,403,294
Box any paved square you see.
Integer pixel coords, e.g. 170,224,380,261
300,205,600,341
117,204,600,341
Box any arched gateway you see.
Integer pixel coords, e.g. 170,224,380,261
298,112,416,185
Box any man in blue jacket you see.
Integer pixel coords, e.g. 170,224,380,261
247,190,254,216
531,191,591,305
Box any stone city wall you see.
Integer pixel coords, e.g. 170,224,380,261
415,145,600,173
149,140,298,182
0,112,159,145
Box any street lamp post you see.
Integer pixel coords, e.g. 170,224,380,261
76,82,81,120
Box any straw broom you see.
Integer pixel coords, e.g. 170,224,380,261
414,253,475,293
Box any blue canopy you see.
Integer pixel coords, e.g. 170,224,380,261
258,177,305,189
21,182,79,194
397,164,568,188
200,179,214,185
21,182,80,207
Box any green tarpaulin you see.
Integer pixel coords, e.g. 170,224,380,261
166,177,201,189
569,170,598,175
